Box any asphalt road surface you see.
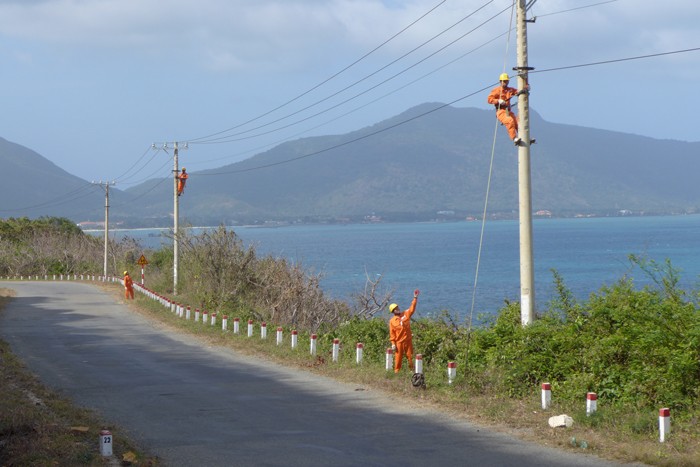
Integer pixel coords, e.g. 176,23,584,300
0,281,624,466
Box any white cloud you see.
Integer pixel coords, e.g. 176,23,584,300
0,0,513,70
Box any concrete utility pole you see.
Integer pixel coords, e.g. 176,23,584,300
93,181,115,279
155,141,187,295
173,142,180,296
516,0,536,325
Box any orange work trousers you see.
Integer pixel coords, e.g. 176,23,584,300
125,287,134,299
496,108,519,140
394,340,414,373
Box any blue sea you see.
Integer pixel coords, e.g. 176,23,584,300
103,215,700,322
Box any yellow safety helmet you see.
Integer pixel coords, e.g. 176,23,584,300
181,167,186,171
389,303,399,313
123,271,129,275
499,73,510,81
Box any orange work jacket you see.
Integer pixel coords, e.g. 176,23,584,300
389,297,417,345
178,172,188,187
487,84,518,110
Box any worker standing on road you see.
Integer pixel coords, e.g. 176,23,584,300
487,73,530,146
177,167,188,196
388,289,419,373
123,271,134,300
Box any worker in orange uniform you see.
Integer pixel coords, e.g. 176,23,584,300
388,289,419,373
123,270,134,299
177,167,188,196
487,73,531,146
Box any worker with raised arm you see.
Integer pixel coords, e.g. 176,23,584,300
487,73,531,146
177,167,188,196
123,270,134,300
388,289,419,374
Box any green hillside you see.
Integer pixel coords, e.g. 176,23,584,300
3,104,699,226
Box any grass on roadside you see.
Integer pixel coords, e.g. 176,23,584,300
3,282,699,466
128,286,700,467
0,290,158,466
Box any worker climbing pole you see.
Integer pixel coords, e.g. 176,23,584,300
177,167,188,196
487,72,530,146
475,0,536,329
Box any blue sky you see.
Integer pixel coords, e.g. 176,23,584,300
1,0,698,187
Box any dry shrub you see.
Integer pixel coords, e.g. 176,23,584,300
177,225,351,332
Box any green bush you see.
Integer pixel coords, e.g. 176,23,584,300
458,257,700,410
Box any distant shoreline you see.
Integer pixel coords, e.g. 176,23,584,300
79,211,700,234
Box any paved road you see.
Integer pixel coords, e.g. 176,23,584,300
0,282,621,466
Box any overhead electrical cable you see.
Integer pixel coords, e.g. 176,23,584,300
534,0,618,19
118,155,175,188
197,87,491,176
113,174,171,206
191,0,497,145
193,29,512,167
194,45,699,176
0,182,98,214
191,0,618,155
135,0,624,174
185,0,450,143
530,47,700,75
193,3,511,146
114,145,160,184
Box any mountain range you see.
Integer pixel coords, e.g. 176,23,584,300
2,103,699,226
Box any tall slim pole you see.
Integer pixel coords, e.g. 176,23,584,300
93,181,115,279
516,0,535,325
173,142,179,295
104,182,109,279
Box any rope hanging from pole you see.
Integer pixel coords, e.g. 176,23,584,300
464,1,517,375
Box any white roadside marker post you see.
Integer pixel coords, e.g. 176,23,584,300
659,408,671,442
415,354,423,374
541,382,552,409
586,392,597,416
99,430,113,457
310,334,317,356
332,338,340,362
356,343,363,365
447,361,456,384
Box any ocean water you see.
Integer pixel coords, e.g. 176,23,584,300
105,215,700,322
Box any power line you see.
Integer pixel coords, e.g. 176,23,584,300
196,46,700,176
198,88,490,176
531,47,700,75
184,0,621,165
0,182,97,214
192,1,508,146
158,0,622,170
191,0,498,145
114,145,160,184
186,0,450,144
192,28,514,167
533,0,618,19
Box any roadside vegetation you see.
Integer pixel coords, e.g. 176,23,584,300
0,289,154,465
1,217,699,465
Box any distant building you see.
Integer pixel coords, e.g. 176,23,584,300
534,210,552,217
